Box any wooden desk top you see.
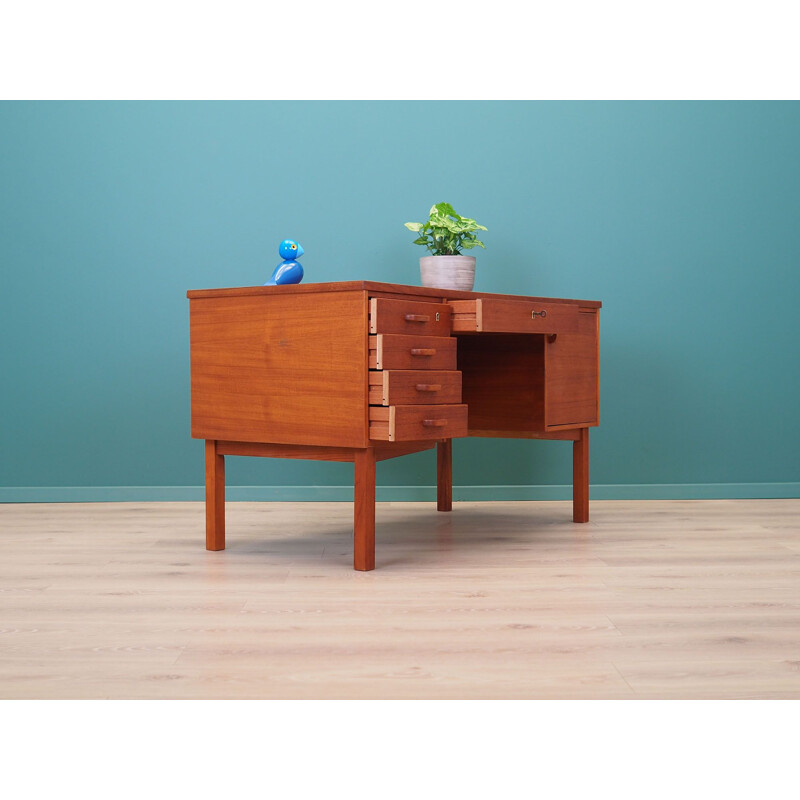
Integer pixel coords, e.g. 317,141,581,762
187,280,602,309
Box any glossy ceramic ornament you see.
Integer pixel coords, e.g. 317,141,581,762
265,239,304,285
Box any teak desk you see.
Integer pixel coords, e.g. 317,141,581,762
187,281,601,570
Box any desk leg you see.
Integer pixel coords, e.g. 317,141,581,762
205,439,225,550
354,447,376,571
573,428,590,523
437,439,452,512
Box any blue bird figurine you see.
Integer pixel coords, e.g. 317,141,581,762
264,239,304,285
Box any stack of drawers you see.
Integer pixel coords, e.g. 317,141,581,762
367,297,468,442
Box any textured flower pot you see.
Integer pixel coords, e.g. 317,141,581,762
419,255,476,291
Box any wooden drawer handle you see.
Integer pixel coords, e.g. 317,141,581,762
410,348,436,357
404,314,430,323
415,384,441,392
422,419,448,428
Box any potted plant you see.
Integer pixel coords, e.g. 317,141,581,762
404,202,488,291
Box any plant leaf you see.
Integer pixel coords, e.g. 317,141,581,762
430,202,457,218
459,219,488,233
429,215,460,233
408,203,487,254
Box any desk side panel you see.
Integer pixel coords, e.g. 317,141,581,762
189,290,368,448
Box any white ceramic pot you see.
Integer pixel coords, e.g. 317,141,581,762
419,255,476,291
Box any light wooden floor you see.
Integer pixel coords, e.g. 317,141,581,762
1,499,799,699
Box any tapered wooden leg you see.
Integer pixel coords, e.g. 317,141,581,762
437,439,452,511
354,447,376,571
205,439,225,550
573,427,589,523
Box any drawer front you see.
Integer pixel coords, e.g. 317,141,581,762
369,297,452,336
370,404,469,442
450,298,579,334
368,370,462,405
369,334,457,370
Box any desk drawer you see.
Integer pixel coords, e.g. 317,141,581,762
369,297,452,336
369,334,457,370
449,298,579,334
370,404,468,442
369,370,462,405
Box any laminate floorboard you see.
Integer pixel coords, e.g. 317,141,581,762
1,499,798,699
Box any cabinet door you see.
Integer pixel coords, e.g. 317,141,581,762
545,309,599,428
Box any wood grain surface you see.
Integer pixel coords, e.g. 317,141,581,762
204,441,225,550
368,370,462,406
187,281,602,309
573,428,590,523
353,449,376,571
369,404,469,442
450,298,580,334
190,290,368,447
369,334,458,371
369,297,452,337
1,499,798,699
437,440,453,512
545,309,599,428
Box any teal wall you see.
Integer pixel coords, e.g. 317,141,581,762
2,101,799,500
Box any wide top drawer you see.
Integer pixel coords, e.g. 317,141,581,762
449,298,579,334
369,297,452,336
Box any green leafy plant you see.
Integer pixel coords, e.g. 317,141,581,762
405,202,487,256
